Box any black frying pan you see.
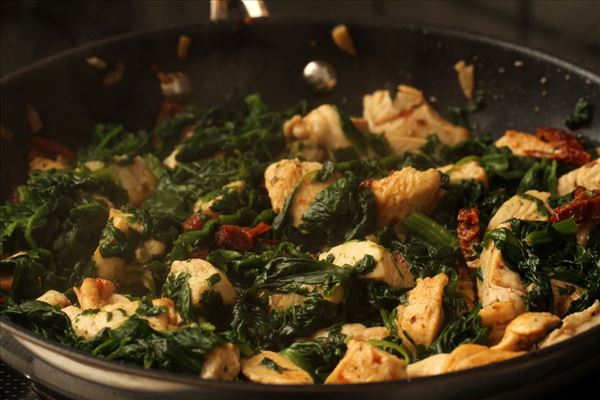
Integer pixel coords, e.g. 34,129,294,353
1,19,599,400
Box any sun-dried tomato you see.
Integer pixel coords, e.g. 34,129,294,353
215,225,254,251
28,137,75,160
215,223,272,251
457,208,480,260
524,127,590,166
551,187,600,223
182,214,205,232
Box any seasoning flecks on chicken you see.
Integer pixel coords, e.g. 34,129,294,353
318,240,415,288
491,312,561,352
557,160,600,195
325,339,406,384
264,159,339,228
365,166,443,228
550,279,585,317
539,300,600,348
168,259,237,307
396,273,448,347
363,85,469,150
241,351,314,384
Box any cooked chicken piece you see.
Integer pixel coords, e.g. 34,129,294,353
406,353,451,378
477,243,527,344
550,279,584,317
450,348,521,371
385,135,429,155
557,160,600,195
477,243,526,309
200,343,241,381
93,209,165,284
168,259,237,307
287,140,328,162
73,277,117,310
454,60,474,99
289,169,340,229
313,323,390,342
325,339,406,384
366,167,443,228
111,156,157,206
36,290,70,308
478,300,525,345
396,273,448,347
193,181,245,219
487,190,551,231
63,297,178,339
363,85,469,147
492,312,561,351
283,105,353,154
29,156,70,172
437,160,489,187
241,350,314,384
319,240,414,288
539,300,600,348
409,344,522,375
264,159,337,228
495,130,557,157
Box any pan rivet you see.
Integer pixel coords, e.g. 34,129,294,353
303,60,337,93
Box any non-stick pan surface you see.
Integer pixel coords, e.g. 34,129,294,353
1,19,599,399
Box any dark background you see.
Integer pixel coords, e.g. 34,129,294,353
0,0,598,399
1,0,599,78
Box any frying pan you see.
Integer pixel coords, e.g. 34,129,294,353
1,18,599,400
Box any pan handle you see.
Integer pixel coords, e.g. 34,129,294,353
210,0,269,21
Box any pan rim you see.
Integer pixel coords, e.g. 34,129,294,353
2,317,599,392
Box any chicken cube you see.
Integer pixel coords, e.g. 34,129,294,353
407,353,451,378
492,312,561,351
241,350,314,384
363,85,469,148
539,300,600,348
487,190,551,231
319,240,414,288
396,273,448,347
283,105,353,154
557,160,600,195
495,130,557,157
36,290,71,308
264,159,338,228
366,167,443,228
200,343,241,381
193,181,245,219
111,156,157,206
168,259,237,307
325,339,406,384
437,160,489,187
312,323,390,342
